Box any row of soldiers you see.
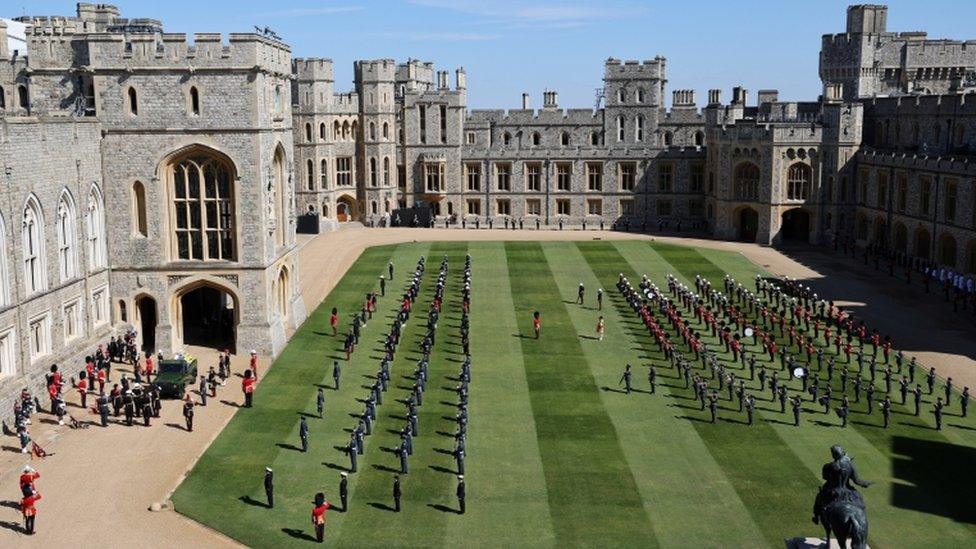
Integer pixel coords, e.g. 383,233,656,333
614,269,970,431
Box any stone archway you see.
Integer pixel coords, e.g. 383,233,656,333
914,227,931,260
336,195,357,222
173,279,239,353
135,295,158,354
781,208,811,242
737,207,759,242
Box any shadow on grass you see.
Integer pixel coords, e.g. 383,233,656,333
281,527,317,542
368,502,397,512
239,495,270,508
427,503,461,514
276,442,303,452
323,462,350,472
891,436,976,524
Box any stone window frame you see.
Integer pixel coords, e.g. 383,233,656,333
56,190,79,283
525,162,542,192
495,162,512,191
495,198,511,216
586,162,603,192
556,163,572,191
587,198,603,216
168,151,238,262
619,162,637,192
27,310,52,363
733,162,760,201
126,85,139,117
464,163,481,191
85,184,107,271
635,115,644,142
187,85,201,117
466,199,481,216
336,157,353,187
556,198,571,216
424,162,445,192
786,162,812,201
525,198,542,216
62,295,83,344
620,198,634,216
0,326,15,377
658,162,674,193
22,194,47,295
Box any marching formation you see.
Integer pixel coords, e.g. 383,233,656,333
606,269,969,433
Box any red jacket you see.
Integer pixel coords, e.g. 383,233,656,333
312,502,330,525
19,471,39,491
242,377,255,394
21,493,41,516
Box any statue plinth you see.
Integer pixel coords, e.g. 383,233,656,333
785,536,870,549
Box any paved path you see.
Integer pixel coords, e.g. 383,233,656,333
0,226,971,547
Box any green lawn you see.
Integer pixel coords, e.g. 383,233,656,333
173,240,976,548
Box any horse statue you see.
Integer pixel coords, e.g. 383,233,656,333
812,445,870,548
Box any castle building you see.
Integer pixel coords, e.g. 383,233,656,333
0,4,305,412
1,2,976,415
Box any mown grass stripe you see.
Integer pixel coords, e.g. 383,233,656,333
505,241,657,548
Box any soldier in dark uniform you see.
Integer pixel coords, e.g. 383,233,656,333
961,387,970,418
745,395,756,426
393,475,402,512
853,377,862,403
597,288,604,310
944,377,953,407
619,364,633,394
96,392,109,427
317,388,325,418
899,376,909,405
141,393,153,426
913,385,923,416
577,283,585,305
379,275,386,297
907,357,916,383
791,395,802,427
840,368,849,393
933,397,945,430
838,398,850,428
865,384,875,415
183,395,194,431
647,365,656,394
708,392,719,423
300,416,309,452
123,390,135,426
333,360,341,390
265,467,274,508
758,366,767,392
881,396,892,429
346,435,358,472
736,381,745,412
926,367,936,394
457,475,466,514
748,354,756,380
339,472,349,511
778,386,788,414
388,261,394,280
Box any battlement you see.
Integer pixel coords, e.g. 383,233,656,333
397,59,435,86
866,92,976,116
466,108,599,125
604,56,665,80
857,148,976,175
356,59,396,83
293,58,334,81
846,4,887,34
80,32,291,73
672,89,695,107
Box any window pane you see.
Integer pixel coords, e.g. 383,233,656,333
176,204,188,228
188,166,200,198
177,233,189,259
191,232,203,259
189,204,201,229
206,202,218,227
175,168,186,199
206,231,219,259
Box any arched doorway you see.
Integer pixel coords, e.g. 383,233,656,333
781,209,811,242
894,223,907,253
915,228,931,260
738,207,759,242
275,267,290,318
176,282,237,352
136,296,157,353
337,196,356,222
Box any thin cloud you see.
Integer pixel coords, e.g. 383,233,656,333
408,0,645,28
261,6,364,17
373,31,499,42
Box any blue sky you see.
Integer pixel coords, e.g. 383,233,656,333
13,1,976,108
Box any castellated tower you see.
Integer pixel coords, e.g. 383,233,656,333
602,57,665,147
355,59,399,222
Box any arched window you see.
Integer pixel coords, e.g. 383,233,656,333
86,185,107,270
0,214,9,307
127,87,138,116
617,88,625,103
273,85,282,114
637,89,645,103
560,131,570,146
369,122,376,141
320,159,328,189
591,131,600,146
532,132,541,146
0,85,6,110
306,159,314,190
322,201,330,218
272,148,286,247
940,234,958,266
56,192,78,282
694,131,704,147
276,267,289,317
18,85,28,110
503,132,511,145
734,162,760,200
170,151,236,260
23,196,46,294
305,123,312,142
786,163,811,200
342,121,350,140
118,300,127,322
663,131,673,147
333,121,340,140
383,122,389,139
319,123,326,140
383,157,391,186
370,157,378,187
371,201,378,215
617,116,625,142
132,181,148,236
635,116,644,142
189,86,200,116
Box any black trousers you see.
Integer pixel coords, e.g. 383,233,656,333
24,515,35,534
266,489,274,508
245,393,253,407
315,523,325,542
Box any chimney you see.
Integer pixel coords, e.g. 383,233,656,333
543,90,558,109
707,89,721,106
732,86,747,105
0,20,7,59
824,83,843,103
437,71,448,90
455,67,466,90
757,89,779,106
521,93,530,109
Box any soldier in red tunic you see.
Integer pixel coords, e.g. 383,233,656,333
19,466,39,496
311,492,330,542
242,370,256,408
21,491,41,535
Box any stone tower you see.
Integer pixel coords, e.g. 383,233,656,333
355,59,399,223
602,57,665,147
